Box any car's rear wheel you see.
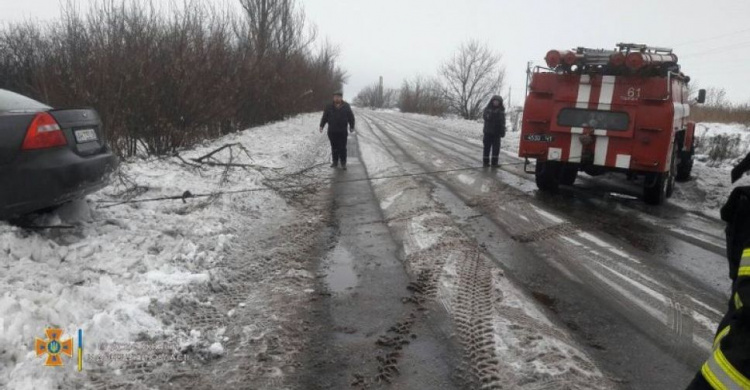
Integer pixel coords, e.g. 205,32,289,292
536,160,560,192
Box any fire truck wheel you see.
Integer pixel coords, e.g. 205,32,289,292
675,144,695,182
643,173,667,205
665,146,677,198
560,164,579,186
643,147,676,205
535,160,561,192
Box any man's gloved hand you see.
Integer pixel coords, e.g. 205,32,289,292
350,127,355,134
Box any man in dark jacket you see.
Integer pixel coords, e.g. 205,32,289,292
686,158,750,389
483,95,506,167
320,92,355,170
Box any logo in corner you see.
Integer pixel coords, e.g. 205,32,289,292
35,328,74,367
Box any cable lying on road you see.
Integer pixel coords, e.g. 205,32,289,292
96,164,527,209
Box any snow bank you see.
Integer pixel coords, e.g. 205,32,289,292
672,122,750,217
0,113,327,389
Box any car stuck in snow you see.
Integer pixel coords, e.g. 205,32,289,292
0,89,117,219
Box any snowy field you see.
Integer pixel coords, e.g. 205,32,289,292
0,114,330,389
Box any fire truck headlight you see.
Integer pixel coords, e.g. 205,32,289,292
549,149,561,160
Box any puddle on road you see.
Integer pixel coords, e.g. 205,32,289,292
323,244,358,293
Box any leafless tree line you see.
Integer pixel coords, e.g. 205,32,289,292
0,0,346,157
353,81,398,109
398,77,449,116
366,40,505,119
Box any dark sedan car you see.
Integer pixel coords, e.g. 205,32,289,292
0,89,117,219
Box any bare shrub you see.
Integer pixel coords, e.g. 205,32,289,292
0,0,347,158
695,133,743,163
439,40,505,120
398,76,448,116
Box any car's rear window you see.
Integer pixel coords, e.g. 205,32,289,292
0,89,50,113
558,108,630,131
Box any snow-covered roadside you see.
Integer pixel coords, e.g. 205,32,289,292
672,123,750,217
357,118,614,388
0,114,329,389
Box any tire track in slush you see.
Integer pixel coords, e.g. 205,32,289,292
360,115,616,389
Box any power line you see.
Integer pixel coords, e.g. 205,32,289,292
680,40,750,58
673,27,750,48
96,164,529,209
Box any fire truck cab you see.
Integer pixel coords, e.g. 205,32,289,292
519,43,706,205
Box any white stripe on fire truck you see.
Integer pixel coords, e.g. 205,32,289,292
569,75,591,163
594,76,616,166
615,154,631,169
598,76,616,111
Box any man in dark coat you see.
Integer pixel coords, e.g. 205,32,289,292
320,92,356,170
686,157,750,389
483,95,506,167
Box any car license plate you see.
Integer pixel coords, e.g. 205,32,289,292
74,128,98,143
524,134,554,142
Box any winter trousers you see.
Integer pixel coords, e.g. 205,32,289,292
483,133,501,165
328,131,348,165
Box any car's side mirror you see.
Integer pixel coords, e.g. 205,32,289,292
696,89,707,104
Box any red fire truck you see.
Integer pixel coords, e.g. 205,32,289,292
519,43,706,205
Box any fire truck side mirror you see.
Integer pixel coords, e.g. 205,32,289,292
697,89,707,104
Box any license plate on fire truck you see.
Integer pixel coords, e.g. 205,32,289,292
74,128,98,143
524,134,554,142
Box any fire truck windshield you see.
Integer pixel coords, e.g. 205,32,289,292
557,108,630,131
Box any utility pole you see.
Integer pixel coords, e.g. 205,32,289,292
379,76,384,107
508,86,512,110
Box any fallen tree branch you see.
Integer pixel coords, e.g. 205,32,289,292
191,143,241,163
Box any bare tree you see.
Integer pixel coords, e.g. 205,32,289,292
398,76,448,116
440,40,505,120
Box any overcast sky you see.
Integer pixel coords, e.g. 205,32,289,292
3,0,750,104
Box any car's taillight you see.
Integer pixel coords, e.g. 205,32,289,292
21,112,67,150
